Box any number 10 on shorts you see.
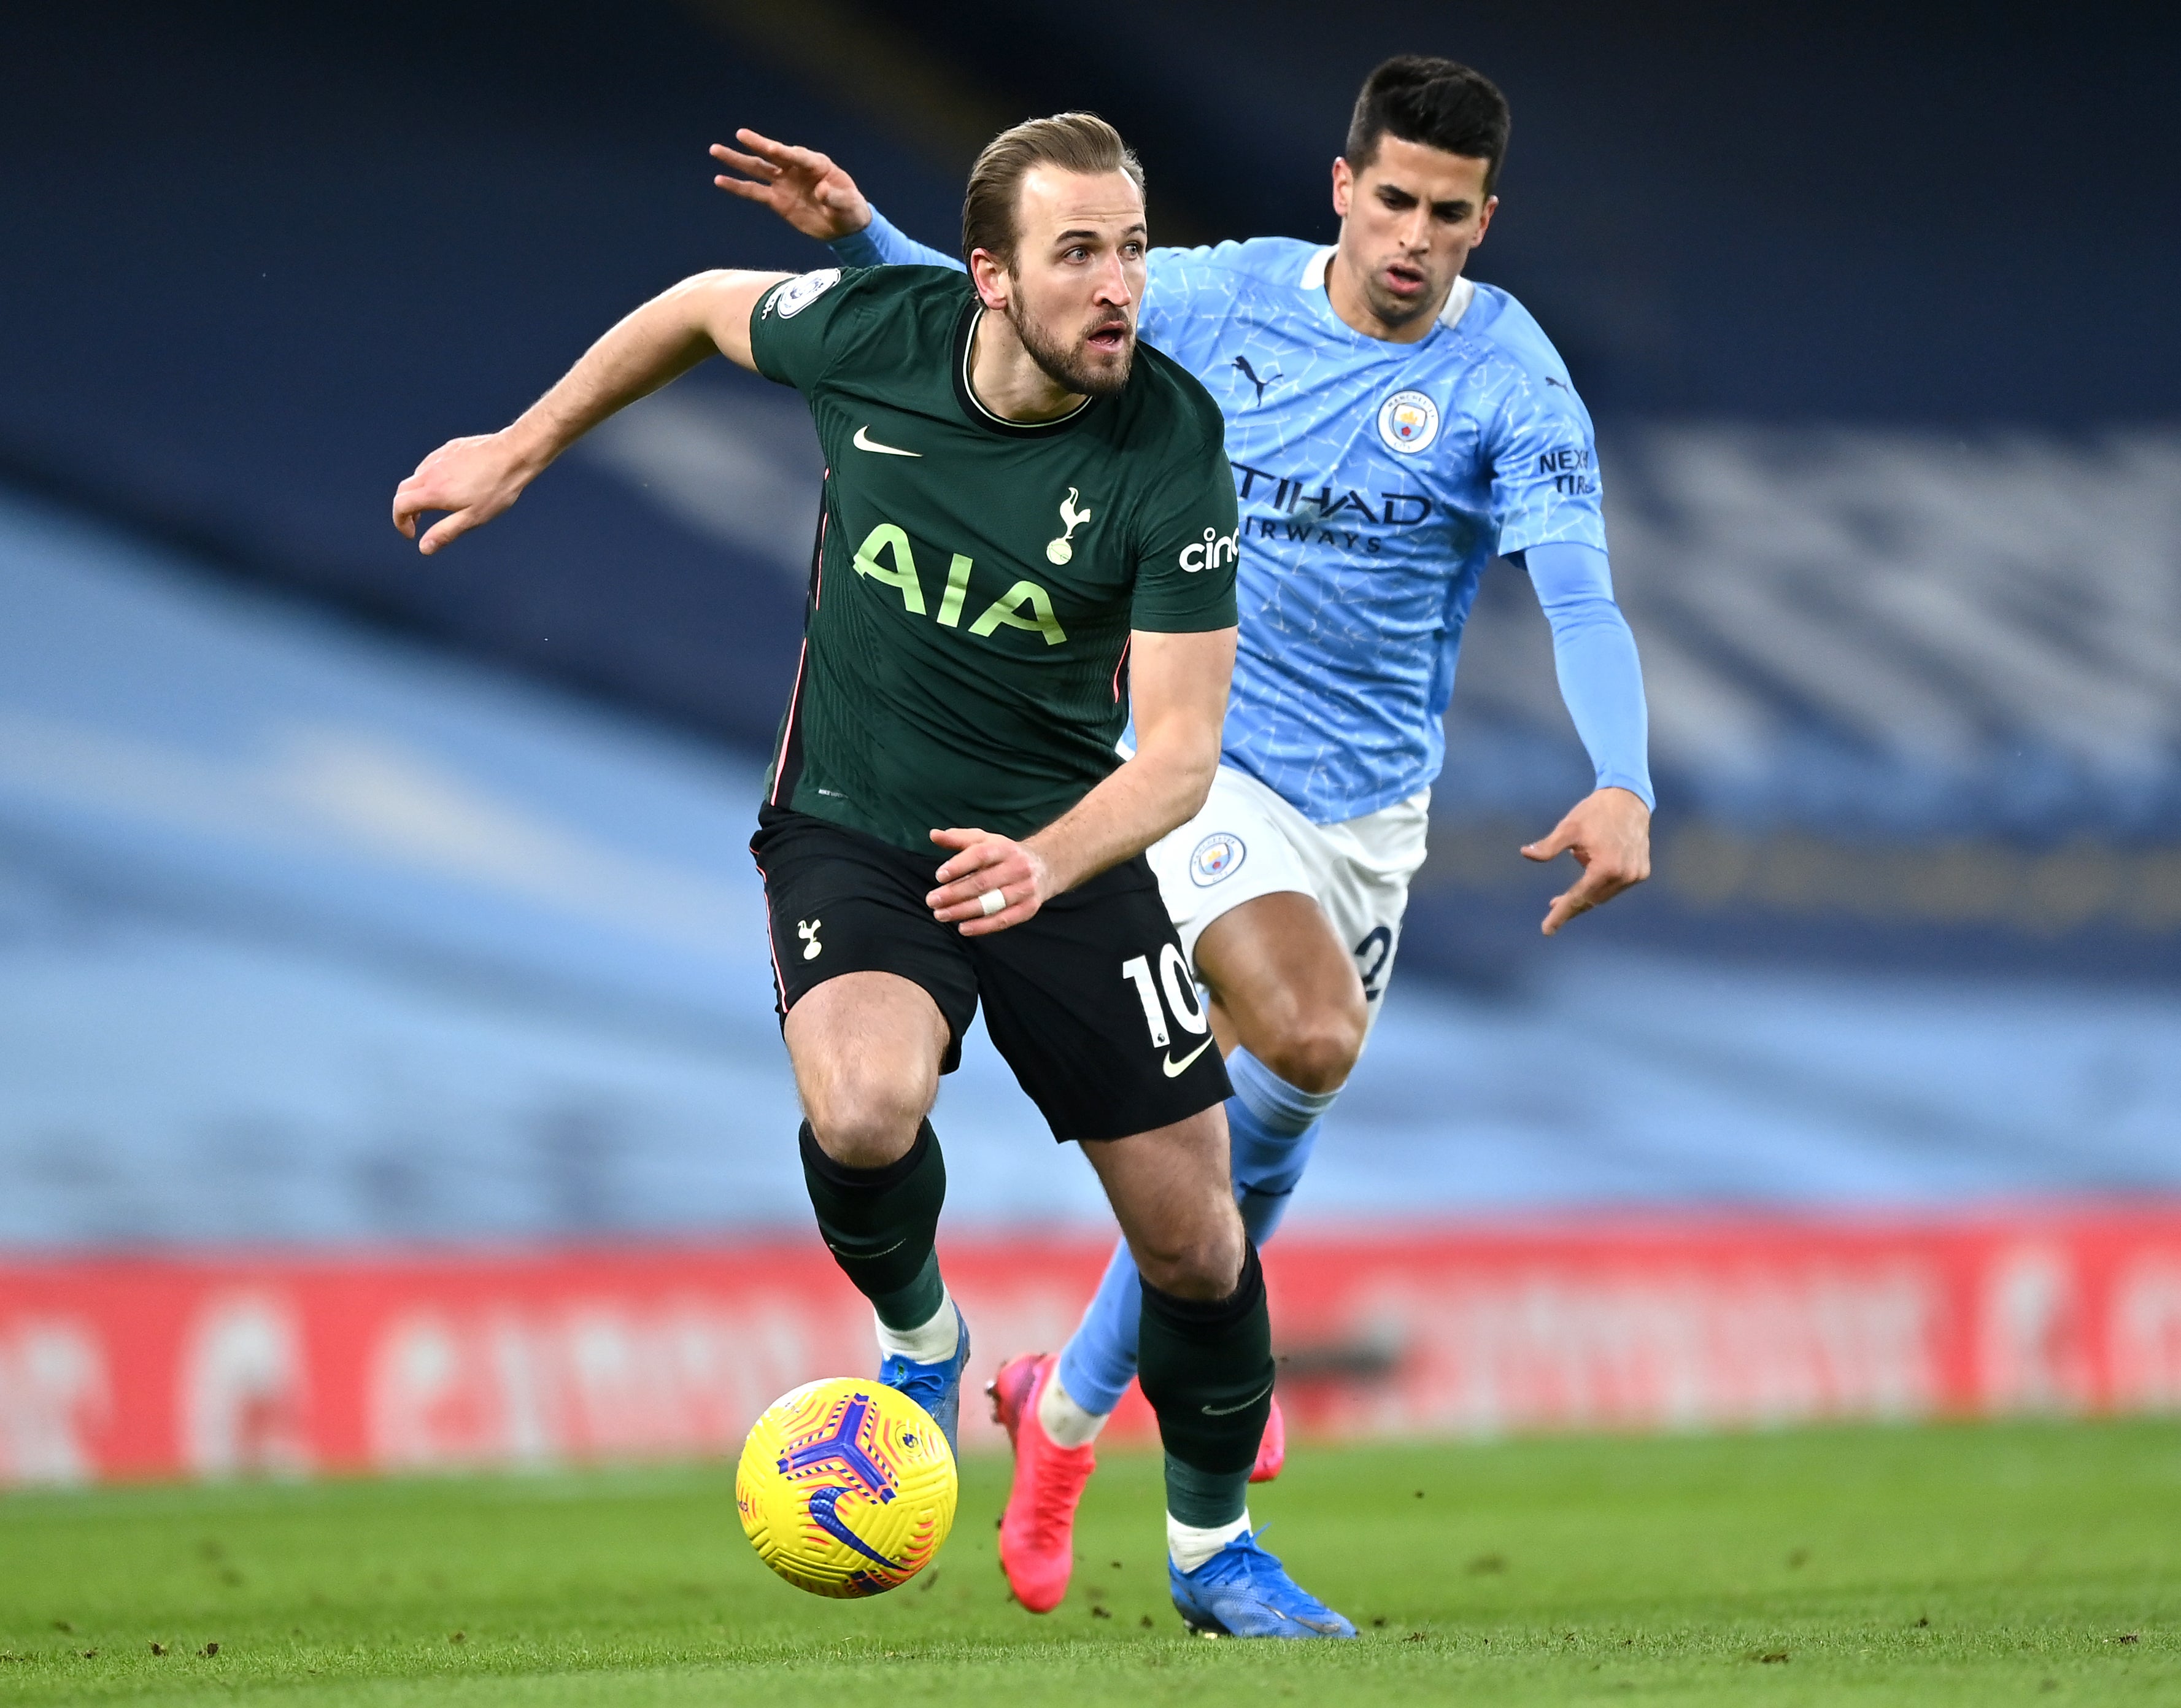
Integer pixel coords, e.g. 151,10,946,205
1121,946,1209,1049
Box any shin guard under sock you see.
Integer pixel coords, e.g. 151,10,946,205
799,1119,946,1330
1137,1241,1273,1528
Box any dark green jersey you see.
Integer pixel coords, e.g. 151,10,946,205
748,265,1239,852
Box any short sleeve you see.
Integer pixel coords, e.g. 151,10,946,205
1129,434,1241,633
747,267,863,393
1486,374,1608,558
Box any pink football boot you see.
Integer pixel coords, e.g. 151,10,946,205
987,1353,1096,1613
1251,1393,1287,1482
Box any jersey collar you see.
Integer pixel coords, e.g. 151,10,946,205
1299,246,1476,334
951,299,1100,438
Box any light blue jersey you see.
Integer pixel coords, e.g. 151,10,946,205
832,208,1651,1429
836,214,1649,824
1141,238,1605,820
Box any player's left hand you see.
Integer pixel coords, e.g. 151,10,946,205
927,829,1054,936
1521,787,1651,936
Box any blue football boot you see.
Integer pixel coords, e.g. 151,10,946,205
876,1302,971,1459
1169,1528,1358,1639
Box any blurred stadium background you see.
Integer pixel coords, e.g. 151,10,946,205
1,0,2177,1481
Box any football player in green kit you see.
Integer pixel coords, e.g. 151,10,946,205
391,113,1356,1638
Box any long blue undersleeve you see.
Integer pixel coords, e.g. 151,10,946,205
829,205,963,273
1515,541,1654,809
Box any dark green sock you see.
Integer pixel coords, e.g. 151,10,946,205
1164,1459,1251,1532
799,1120,947,1330
1137,1241,1273,1528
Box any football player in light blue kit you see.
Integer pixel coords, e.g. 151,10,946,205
714,56,1653,1626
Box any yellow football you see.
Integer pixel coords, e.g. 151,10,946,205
735,1377,957,1597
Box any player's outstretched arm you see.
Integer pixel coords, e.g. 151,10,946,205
710,128,962,272
390,268,787,555
1515,541,1654,933
925,626,1237,937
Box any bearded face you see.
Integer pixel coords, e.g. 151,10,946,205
970,164,1148,403
1005,288,1136,398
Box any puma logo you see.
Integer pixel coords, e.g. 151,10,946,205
797,918,822,960
1232,355,1281,405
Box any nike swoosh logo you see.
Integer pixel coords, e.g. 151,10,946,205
1162,1038,1214,1077
826,1238,906,1260
853,425,920,457
1202,1378,1275,1416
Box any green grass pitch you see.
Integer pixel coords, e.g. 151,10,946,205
2,1421,2175,1705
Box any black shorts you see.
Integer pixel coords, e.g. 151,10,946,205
750,806,1232,1143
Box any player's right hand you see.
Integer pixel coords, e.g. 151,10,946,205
1522,786,1652,935
710,129,871,243
392,432,535,555
926,828,1053,937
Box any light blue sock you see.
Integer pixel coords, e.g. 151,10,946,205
1225,1047,1334,1246
1057,1236,1143,1416
1056,1049,1340,1417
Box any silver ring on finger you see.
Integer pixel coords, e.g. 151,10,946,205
978,888,1006,918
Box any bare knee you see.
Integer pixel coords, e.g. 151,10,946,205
803,1065,933,1169
1132,1204,1246,1301
784,972,945,1169
1253,1000,1367,1094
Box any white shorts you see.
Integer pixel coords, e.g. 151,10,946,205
1145,763,1430,1030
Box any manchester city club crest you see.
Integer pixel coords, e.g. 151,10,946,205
1189,832,1246,887
1376,388,1441,455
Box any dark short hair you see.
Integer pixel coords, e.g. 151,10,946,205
1345,56,1511,193
961,112,1145,267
